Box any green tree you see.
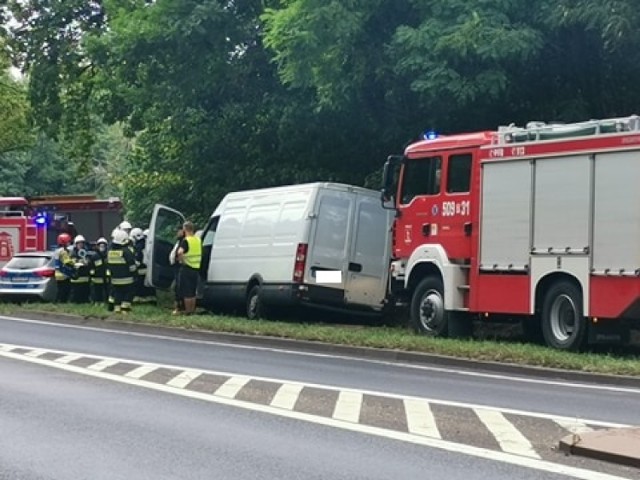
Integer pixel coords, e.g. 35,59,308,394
0,64,32,155
7,0,640,224
263,0,640,129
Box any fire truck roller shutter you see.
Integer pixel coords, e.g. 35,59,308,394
592,151,640,276
479,160,531,272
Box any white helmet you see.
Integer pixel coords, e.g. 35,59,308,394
74,235,86,244
96,237,108,245
111,227,120,239
130,227,144,241
119,220,132,231
112,229,129,245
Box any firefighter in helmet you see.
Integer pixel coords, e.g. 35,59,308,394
107,228,137,313
130,227,154,302
69,234,91,303
54,233,75,303
89,237,109,304
119,220,133,237
106,227,121,311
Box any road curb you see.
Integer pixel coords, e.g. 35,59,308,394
5,309,640,389
559,428,640,468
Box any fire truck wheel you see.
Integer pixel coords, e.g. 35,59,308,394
410,277,449,337
541,281,588,351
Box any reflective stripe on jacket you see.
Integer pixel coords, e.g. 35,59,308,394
54,247,75,280
107,246,136,286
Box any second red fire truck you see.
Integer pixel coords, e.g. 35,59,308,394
382,115,640,351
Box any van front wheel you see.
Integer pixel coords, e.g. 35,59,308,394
246,285,265,320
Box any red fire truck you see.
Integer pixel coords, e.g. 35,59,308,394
382,115,640,350
0,195,123,268
0,197,47,267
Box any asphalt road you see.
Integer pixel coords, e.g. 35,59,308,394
1,314,638,424
1,314,639,479
1,356,581,480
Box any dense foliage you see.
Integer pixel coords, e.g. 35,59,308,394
2,0,639,224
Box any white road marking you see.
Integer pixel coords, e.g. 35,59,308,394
24,349,48,357
55,354,82,364
270,383,304,410
0,341,628,430
403,398,441,439
475,408,540,459
214,376,250,398
166,370,202,389
0,344,14,352
0,347,632,480
124,365,157,379
332,391,363,423
87,359,119,371
554,419,595,435
2,314,638,396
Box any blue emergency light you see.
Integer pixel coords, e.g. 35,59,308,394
423,130,438,140
34,212,48,227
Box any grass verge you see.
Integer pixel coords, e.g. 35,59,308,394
2,301,640,377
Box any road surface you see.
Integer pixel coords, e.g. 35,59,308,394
0,314,638,479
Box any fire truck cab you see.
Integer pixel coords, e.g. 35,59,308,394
383,115,640,350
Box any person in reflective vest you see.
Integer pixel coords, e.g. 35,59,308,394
70,234,91,303
107,229,137,314
54,233,74,302
89,237,109,304
177,221,202,315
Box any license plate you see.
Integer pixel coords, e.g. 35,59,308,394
12,277,29,283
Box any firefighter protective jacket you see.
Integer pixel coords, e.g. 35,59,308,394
106,245,137,286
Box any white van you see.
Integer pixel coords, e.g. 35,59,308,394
147,182,393,318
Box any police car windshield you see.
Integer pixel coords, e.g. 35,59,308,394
5,256,50,270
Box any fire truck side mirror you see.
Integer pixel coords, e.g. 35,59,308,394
381,155,403,209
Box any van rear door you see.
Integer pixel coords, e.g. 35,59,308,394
344,194,392,309
147,204,185,289
305,189,354,304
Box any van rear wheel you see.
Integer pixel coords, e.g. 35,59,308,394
246,285,265,320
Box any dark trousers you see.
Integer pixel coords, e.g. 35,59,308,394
91,282,108,303
112,283,134,311
56,278,71,303
70,282,90,303
174,265,184,310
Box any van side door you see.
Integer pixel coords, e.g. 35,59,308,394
146,204,185,290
